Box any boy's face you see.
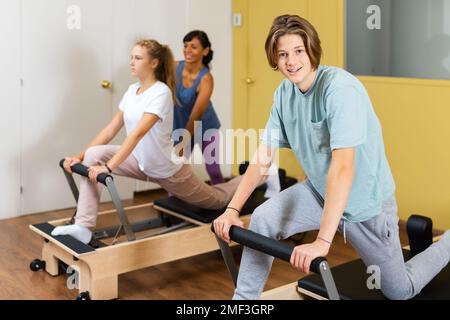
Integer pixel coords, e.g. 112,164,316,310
276,34,316,92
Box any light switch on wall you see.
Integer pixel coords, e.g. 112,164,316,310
233,13,242,27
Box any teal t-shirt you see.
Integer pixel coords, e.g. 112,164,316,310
262,65,395,222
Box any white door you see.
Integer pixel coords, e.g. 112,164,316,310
20,0,133,215
0,0,21,219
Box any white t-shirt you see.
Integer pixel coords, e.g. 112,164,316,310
119,81,183,179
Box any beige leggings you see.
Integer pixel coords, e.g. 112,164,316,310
75,145,242,228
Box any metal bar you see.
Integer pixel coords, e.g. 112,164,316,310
61,168,79,224
318,260,340,300
215,235,239,287
213,225,340,299
137,221,192,239
93,217,165,240
62,169,80,203
105,178,135,241
109,222,194,245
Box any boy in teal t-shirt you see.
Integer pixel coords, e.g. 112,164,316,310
262,65,395,222
213,14,450,300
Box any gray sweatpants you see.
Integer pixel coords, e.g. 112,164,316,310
233,180,450,300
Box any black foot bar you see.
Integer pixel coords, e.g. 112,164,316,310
407,214,433,256
212,224,340,300
59,159,136,242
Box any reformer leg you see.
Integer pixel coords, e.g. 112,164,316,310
40,238,120,300
77,263,118,300
42,241,59,276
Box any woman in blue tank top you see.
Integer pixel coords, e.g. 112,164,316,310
173,30,224,184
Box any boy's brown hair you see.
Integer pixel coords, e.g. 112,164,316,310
265,15,322,70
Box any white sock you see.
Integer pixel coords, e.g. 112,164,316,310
51,225,93,244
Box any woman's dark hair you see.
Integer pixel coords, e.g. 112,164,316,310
183,30,214,68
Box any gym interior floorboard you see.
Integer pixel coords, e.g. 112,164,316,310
0,189,438,300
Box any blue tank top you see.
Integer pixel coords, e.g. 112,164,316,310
173,61,221,139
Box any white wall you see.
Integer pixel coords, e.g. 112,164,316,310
20,0,120,215
0,1,21,219
111,0,189,110
0,0,232,219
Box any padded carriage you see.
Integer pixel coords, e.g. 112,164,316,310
154,189,268,223
298,249,450,300
154,172,298,223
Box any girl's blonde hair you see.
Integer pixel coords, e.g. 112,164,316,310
136,39,177,103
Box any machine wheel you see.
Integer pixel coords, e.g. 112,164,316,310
76,292,91,300
30,259,46,272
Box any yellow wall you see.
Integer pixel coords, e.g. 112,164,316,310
232,0,344,178
360,77,450,229
232,0,450,228
232,0,248,132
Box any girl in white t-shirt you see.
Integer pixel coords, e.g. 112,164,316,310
51,39,242,244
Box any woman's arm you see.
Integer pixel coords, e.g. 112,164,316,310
214,143,277,243
106,113,160,170
291,147,355,273
86,113,159,182
185,73,214,136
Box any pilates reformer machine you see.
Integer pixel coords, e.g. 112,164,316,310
214,214,450,300
29,160,297,300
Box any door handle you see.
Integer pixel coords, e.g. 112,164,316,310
101,80,112,89
245,78,254,85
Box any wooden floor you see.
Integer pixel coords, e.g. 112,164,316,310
0,190,429,300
